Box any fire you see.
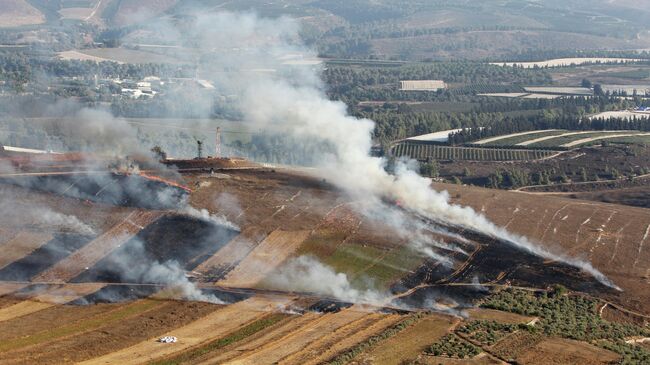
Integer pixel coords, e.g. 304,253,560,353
137,172,193,193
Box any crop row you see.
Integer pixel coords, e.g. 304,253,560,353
392,143,556,161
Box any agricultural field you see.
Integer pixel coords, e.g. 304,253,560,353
3,1,650,364
550,64,650,87
525,131,643,148
473,130,650,148
392,142,557,162
523,86,592,95
0,162,648,363
493,58,645,69
59,48,184,65
477,130,566,146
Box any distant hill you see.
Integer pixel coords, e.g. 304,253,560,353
0,0,45,28
108,0,177,27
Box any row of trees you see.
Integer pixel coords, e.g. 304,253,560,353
324,62,552,101
482,289,650,364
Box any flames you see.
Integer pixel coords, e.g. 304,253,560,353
137,172,193,193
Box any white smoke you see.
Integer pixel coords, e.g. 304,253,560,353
182,205,240,232
105,239,225,304
266,255,386,305
101,10,617,291
34,207,96,235
211,13,617,290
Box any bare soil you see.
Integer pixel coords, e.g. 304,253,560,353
1,300,220,364
356,313,457,365
516,337,620,365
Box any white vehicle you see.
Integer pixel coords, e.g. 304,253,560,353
158,336,178,343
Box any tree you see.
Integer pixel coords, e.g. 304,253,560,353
150,145,167,160
594,84,604,96
420,161,439,178
581,79,592,89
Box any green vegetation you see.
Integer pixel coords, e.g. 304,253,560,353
528,132,633,148
425,333,480,358
482,130,567,146
605,69,650,80
149,313,288,365
482,288,650,365
578,135,650,147
312,242,424,291
326,313,425,365
458,320,533,346
448,111,650,145
392,143,556,162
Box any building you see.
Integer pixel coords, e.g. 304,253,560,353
399,80,446,91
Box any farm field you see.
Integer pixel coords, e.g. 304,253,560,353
564,132,650,147
478,92,564,99
58,48,183,65
58,51,117,63
479,130,566,146
589,110,648,120
392,143,558,161
492,58,645,68
515,338,620,364
0,166,648,363
474,130,562,145
3,0,650,363
523,86,592,95
525,131,640,147
550,64,650,86
354,313,457,365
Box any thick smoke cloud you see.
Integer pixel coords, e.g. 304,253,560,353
0,8,619,306
152,12,615,289
266,255,386,305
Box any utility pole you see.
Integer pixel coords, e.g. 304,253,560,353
215,127,222,158
197,140,203,159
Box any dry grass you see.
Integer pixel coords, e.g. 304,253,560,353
0,0,45,27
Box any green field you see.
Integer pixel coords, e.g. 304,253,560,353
482,130,568,146
575,134,650,147
297,236,424,291
528,132,635,147
392,143,557,161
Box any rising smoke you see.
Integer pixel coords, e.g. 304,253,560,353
0,9,619,306
163,12,616,289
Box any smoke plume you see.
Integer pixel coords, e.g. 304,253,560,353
266,255,386,305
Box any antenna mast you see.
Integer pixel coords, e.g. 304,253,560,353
215,127,222,158
197,140,203,159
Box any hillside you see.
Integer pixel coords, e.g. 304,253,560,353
0,0,45,27
0,162,648,363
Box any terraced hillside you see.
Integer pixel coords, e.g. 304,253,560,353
0,167,648,364
392,142,557,162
